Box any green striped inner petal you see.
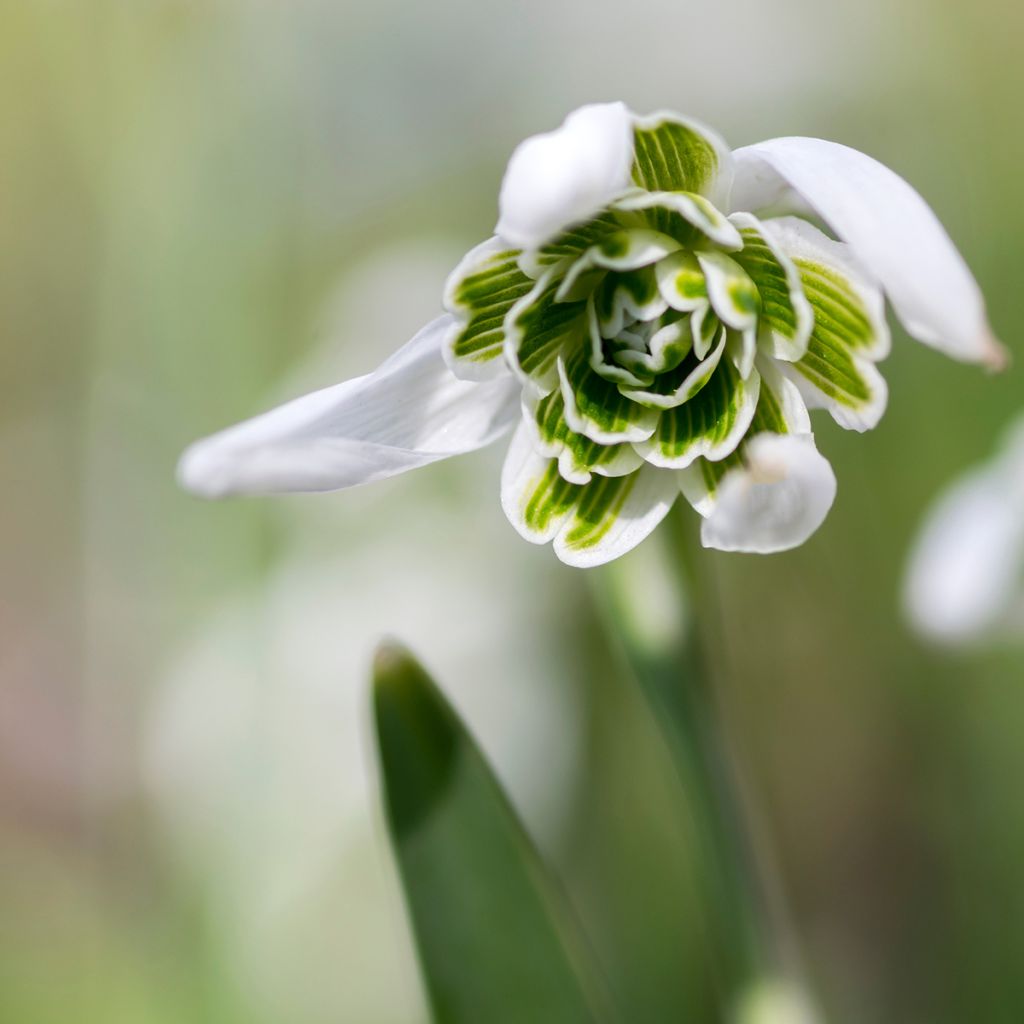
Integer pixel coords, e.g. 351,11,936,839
522,460,580,536
560,343,658,443
621,325,726,410
586,300,650,388
611,313,692,381
797,258,879,353
600,264,668,333
506,271,588,389
656,251,709,313
632,116,722,196
532,390,643,484
519,211,623,279
730,214,812,363
445,243,534,371
692,307,721,360
635,358,760,468
750,373,791,435
791,257,885,420
613,191,741,250
559,229,681,308
696,251,760,332
557,473,639,552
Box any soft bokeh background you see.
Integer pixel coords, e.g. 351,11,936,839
2,1,1022,1021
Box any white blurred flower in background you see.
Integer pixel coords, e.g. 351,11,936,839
904,416,1024,646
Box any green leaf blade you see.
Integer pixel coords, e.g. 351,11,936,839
373,643,616,1024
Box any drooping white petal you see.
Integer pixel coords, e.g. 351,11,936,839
697,433,836,553
496,102,634,250
903,421,1024,645
731,137,1006,368
178,315,519,498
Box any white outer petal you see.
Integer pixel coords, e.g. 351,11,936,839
178,315,519,497
731,137,1006,368
903,422,1024,645
699,433,837,554
496,102,633,250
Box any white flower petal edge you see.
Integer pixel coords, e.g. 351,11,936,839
496,102,634,250
903,419,1024,645
178,315,520,498
692,433,837,554
731,137,1007,369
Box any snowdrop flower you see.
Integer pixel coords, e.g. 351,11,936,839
904,417,1024,646
180,102,1004,566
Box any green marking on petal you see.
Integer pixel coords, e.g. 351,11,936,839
797,258,879,353
632,115,723,197
611,313,692,381
656,251,709,313
750,373,788,435
444,240,534,377
615,264,668,321
529,390,643,484
559,229,681,311
560,343,659,444
524,460,581,534
591,264,669,340
505,270,588,390
729,213,812,363
694,308,721,360
554,464,678,567
518,211,623,280
725,327,758,380
613,190,741,250
634,359,760,468
696,251,760,332
759,215,889,430
790,328,886,425
503,427,578,544
585,300,650,388
557,473,637,551
789,256,888,429
748,357,810,436
620,324,727,410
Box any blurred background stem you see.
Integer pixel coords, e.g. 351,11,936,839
595,505,809,1018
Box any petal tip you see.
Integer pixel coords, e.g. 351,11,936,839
980,328,1011,373
176,439,234,499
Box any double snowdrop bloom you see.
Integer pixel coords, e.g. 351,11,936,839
180,102,1004,567
904,416,1024,646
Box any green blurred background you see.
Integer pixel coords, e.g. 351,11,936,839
1,1,1022,1021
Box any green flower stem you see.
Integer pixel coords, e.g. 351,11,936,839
595,505,796,1012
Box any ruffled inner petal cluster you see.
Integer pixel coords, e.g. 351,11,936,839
445,111,887,564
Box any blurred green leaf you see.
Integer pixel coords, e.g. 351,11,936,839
373,641,617,1024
